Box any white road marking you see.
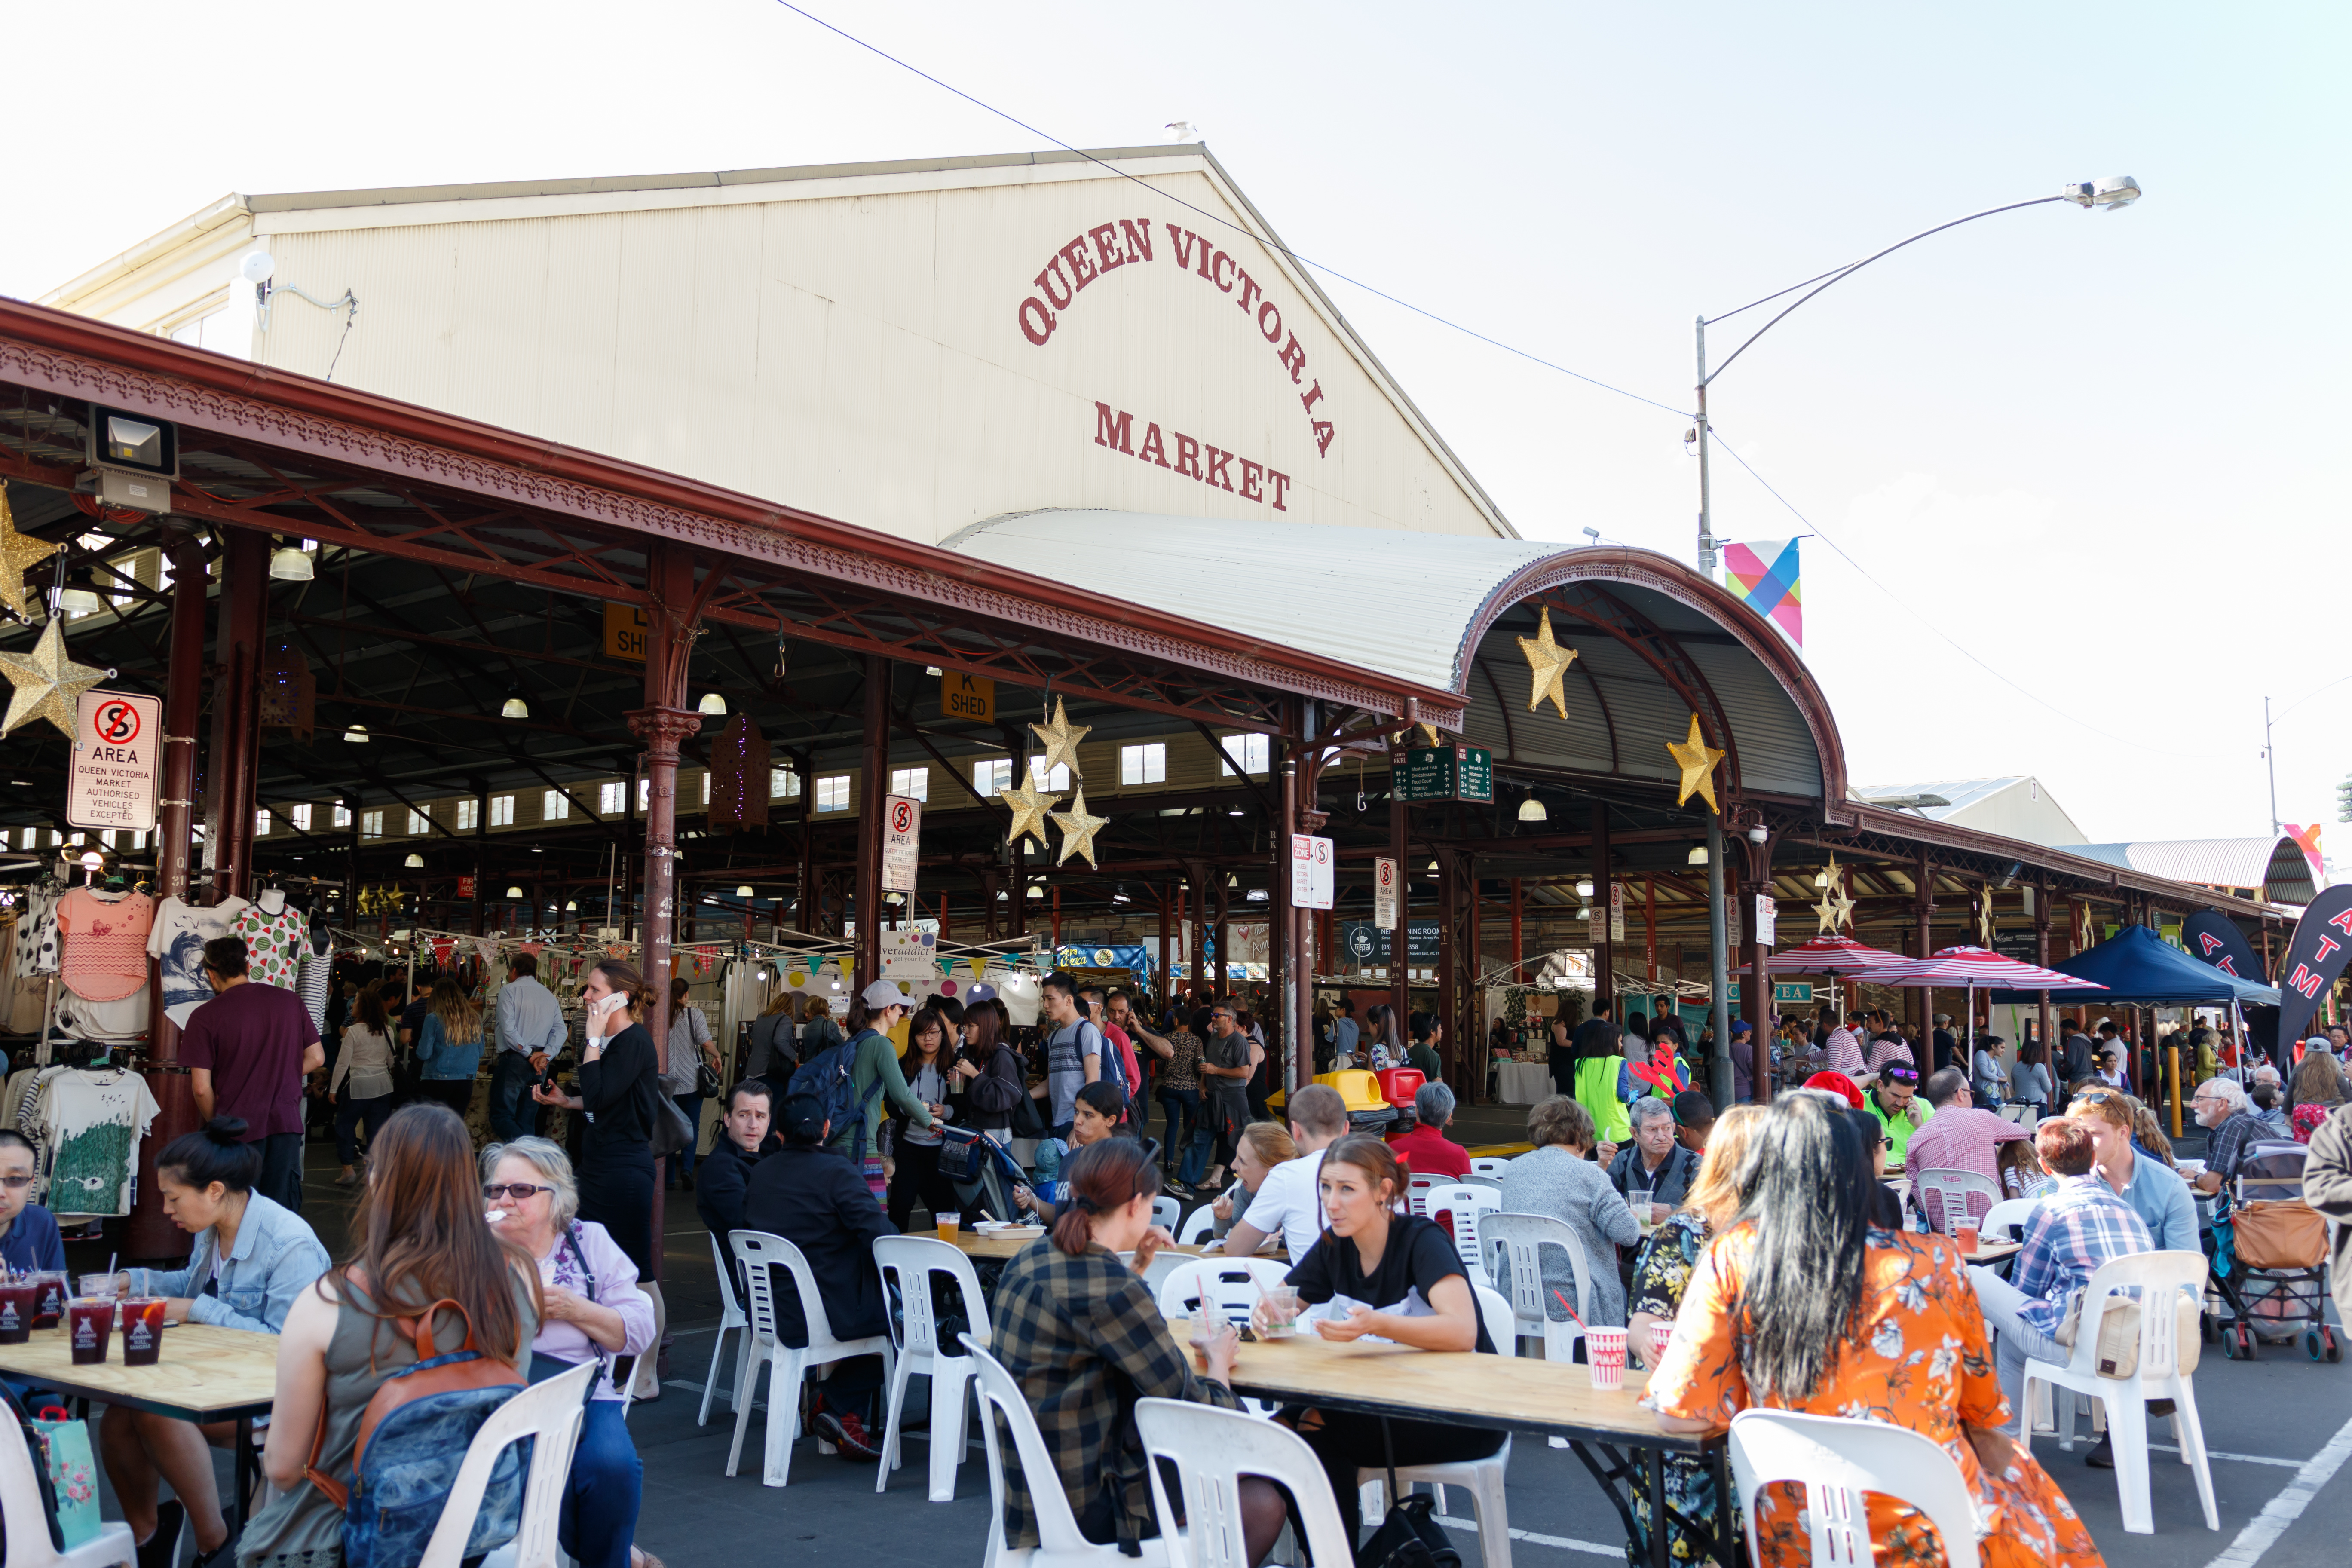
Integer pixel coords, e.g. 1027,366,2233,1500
2202,1412,2352,1568
1434,1515,1620,1559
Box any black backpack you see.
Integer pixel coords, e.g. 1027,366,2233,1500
789,1031,888,1161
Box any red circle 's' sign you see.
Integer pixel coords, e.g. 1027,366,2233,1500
92,698,141,746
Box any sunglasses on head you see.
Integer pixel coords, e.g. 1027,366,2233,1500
1881,1066,1918,1084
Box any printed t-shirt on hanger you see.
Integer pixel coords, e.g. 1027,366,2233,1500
56,889,155,1003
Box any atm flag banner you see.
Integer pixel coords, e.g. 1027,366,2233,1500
1723,539,1803,647
2273,884,2352,1046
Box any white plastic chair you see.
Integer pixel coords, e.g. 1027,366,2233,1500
1152,1195,1182,1233
2020,1250,2217,1534
875,1234,992,1502
1357,1285,1518,1568
1156,1257,1294,1325
964,1334,1170,1568
699,1230,753,1426
1914,1167,2001,1235
1977,1197,2041,1243
1423,1183,1504,1275
1726,1409,1981,1568
419,1362,596,1568
1470,1157,1513,1181
0,1400,135,1568
727,1228,897,1488
1177,1204,1220,1245
1408,1172,1442,1217
1476,1211,1592,1364
1136,1398,1358,1568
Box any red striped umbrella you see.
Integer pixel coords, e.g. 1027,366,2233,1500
1767,935,1914,976
1877,945,2107,992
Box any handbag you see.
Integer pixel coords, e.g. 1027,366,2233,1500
1356,1423,1462,1568
695,1060,724,1098
649,1093,695,1159
2053,1286,2201,1379
937,1123,987,1182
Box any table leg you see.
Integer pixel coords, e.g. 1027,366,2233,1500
233,1416,257,1536
1566,1441,1646,1549
1648,1447,1668,1568
1709,1445,1733,1568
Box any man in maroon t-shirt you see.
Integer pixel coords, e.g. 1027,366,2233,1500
178,935,324,1211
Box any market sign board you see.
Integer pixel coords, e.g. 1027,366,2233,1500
881,794,922,893
1342,919,1440,965
1289,833,1334,910
1730,980,1816,1005
1372,855,1398,930
603,602,649,662
1397,745,1493,803
67,689,158,833
941,671,995,722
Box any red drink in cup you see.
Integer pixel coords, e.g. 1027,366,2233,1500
1956,1222,1981,1256
31,1273,66,1329
66,1298,113,1365
1586,1326,1629,1392
120,1298,167,1366
0,1281,35,1344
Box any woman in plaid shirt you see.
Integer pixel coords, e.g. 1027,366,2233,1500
992,1139,1288,1559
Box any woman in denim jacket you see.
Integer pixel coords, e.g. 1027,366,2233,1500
99,1117,330,1568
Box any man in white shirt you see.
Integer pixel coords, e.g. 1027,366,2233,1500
1225,1084,1349,1264
490,952,568,1142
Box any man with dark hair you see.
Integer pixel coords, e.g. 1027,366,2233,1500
1197,1001,1256,1190
0,1129,64,1276
1671,1088,1717,1152
1968,1117,2153,1444
696,1079,782,1274
1902,1065,2029,1224
177,936,323,1211
1040,972,1106,1141
1405,1016,1443,1081
1930,1012,1959,1075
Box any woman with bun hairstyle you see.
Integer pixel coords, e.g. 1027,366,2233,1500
244,1102,549,1568
99,1117,331,1568
533,959,663,1274
991,1138,1283,1559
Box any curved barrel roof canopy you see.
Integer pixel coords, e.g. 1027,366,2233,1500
942,510,1849,813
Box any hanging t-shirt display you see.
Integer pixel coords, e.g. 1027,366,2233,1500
229,901,307,992
297,946,331,1032
55,889,155,1003
147,895,249,1027
51,988,148,1044
31,1068,161,1218
13,887,60,978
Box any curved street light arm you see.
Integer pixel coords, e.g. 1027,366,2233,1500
1701,195,2070,388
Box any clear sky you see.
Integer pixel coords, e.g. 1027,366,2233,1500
5,2,2343,863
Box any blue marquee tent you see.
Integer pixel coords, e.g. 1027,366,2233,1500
1986,923,2281,1006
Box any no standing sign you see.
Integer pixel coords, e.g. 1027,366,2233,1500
67,689,159,833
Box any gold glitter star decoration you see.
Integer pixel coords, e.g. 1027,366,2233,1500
1028,698,1091,780
0,486,64,623
1813,855,1855,935
0,619,108,738
1977,888,1996,947
1050,786,1112,867
1665,714,1726,814
998,772,1060,850
1515,606,1578,721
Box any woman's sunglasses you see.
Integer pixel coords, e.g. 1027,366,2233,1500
482,1183,552,1201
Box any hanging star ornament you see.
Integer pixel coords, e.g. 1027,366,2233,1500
1813,856,1855,935
0,487,63,623
1514,606,1578,721
0,619,108,738
1050,786,1112,867
998,774,1060,850
1666,714,1727,814
1028,698,1091,780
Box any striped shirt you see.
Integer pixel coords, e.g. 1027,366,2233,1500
1822,1027,1866,1075
2009,1173,2152,1335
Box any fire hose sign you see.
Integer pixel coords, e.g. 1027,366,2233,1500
68,689,160,833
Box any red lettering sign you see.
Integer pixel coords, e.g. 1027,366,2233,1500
2329,907,2352,937
2287,963,2326,999
1087,403,1290,511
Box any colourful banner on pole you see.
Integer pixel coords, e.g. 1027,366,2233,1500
1722,538,1803,646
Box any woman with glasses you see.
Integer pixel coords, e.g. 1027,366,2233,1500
484,1137,657,1568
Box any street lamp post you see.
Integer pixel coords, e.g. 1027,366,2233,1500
1693,176,2142,576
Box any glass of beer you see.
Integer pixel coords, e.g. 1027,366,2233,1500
66,1297,114,1365
1955,1221,1981,1257
936,1211,961,1240
120,1298,168,1366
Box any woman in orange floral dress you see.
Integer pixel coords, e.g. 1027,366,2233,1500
1648,1095,2105,1568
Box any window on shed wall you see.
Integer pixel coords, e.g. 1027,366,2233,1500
454,799,478,831
289,803,313,833
815,776,851,813
1121,744,1166,785
1028,757,1070,791
542,791,569,821
889,767,928,802
1218,734,1270,776
361,810,383,840
254,810,271,837
490,795,515,827
973,759,1012,797
332,801,352,828
406,806,431,836
600,781,626,815
770,768,801,799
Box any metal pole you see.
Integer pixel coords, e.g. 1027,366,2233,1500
2264,695,2279,835
857,656,888,987
1280,748,1300,1094
1706,814,1732,1109
1695,318,1717,575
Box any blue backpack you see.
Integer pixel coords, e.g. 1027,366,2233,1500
305,1297,530,1568
790,1030,888,1161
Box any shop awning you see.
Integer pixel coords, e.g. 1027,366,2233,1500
1984,923,2281,1006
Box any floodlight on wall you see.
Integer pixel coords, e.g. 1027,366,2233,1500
403,853,424,868
504,885,524,899
268,545,314,582
1687,845,1709,866
500,695,530,719
696,692,727,715
343,724,369,743
1575,878,1595,898
1518,797,1547,822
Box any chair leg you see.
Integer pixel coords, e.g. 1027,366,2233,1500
928,1362,970,1503
699,1320,735,1427
764,1349,806,1488
2104,1389,2153,1534
1470,1462,1513,1568
725,1344,764,1477
876,1352,915,1494
2171,1383,2220,1531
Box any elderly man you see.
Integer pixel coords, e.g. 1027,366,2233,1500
1903,1066,2030,1226
1389,1082,1471,1181
1969,1118,2154,1464
2190,1076,2270,1196
1607,1096,1699,1213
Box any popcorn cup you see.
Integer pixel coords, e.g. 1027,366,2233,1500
1586,1326,1628,1391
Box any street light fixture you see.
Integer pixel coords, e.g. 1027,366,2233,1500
1692,177,2143,575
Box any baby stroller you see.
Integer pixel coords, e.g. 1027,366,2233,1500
2204,1139,2340,1363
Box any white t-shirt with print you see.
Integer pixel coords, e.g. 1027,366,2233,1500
147,896,248,1027
1240,1148,1327,1265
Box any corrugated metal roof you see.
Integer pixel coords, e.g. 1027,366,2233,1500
942,509,1566,694
2052,838,2318,904
1856,777,2029,815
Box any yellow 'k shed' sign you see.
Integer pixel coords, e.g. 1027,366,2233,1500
604,603,649,662
942,671,994,722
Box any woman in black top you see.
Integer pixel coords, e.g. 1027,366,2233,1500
1255,1132,1502,1546
534,959,661,1273
952,1004,1026,1136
